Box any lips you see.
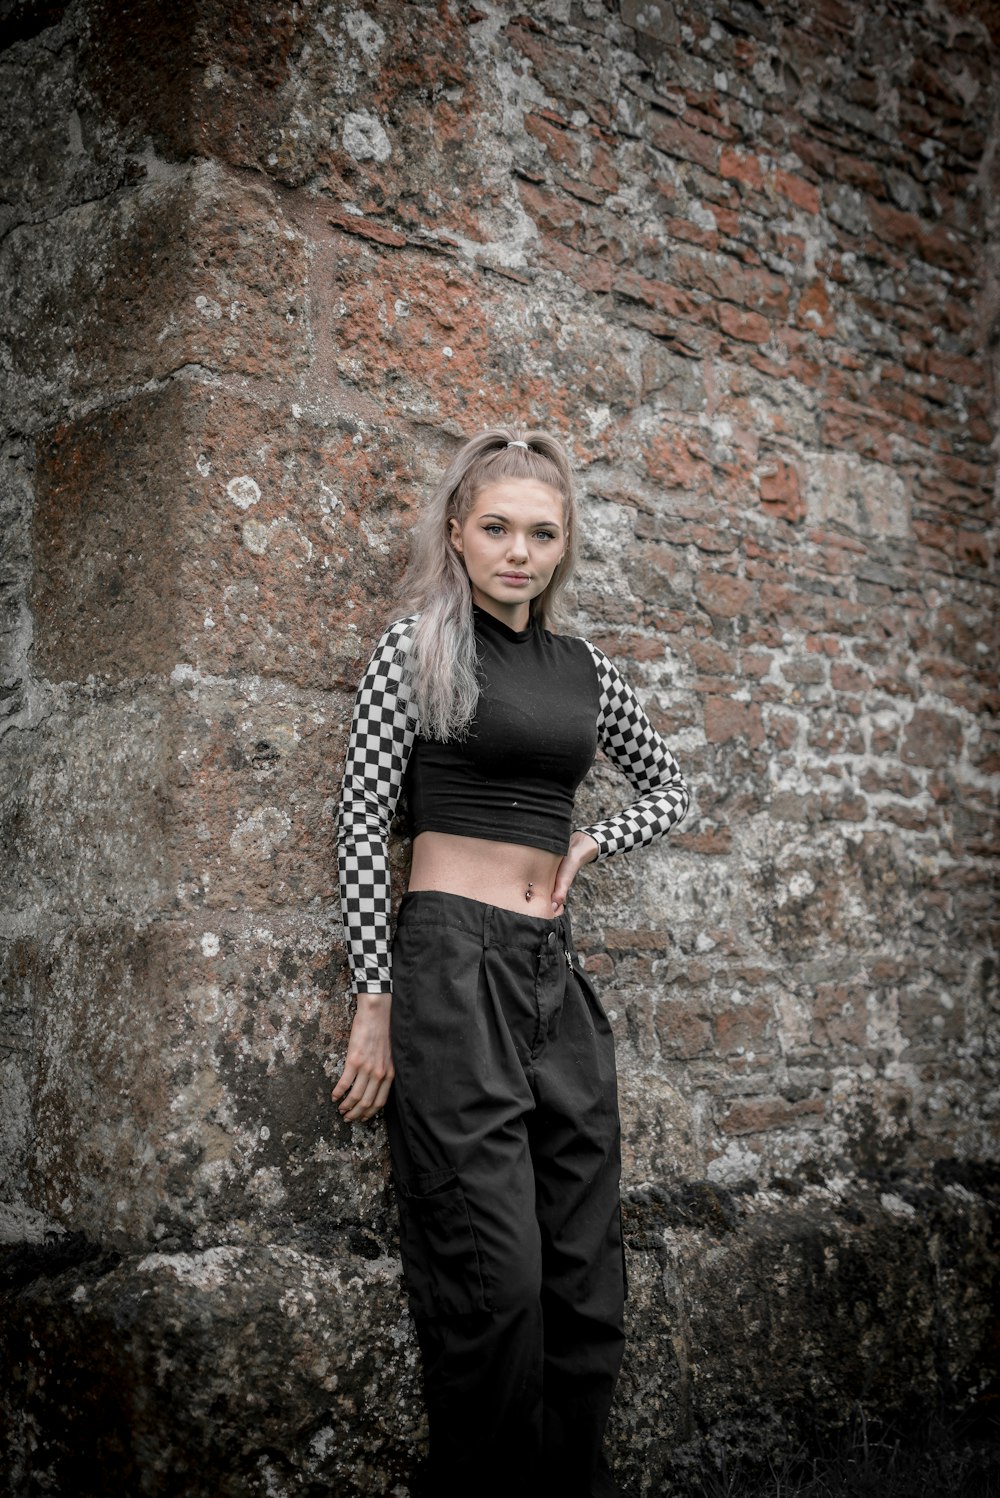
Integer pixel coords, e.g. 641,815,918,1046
498,572,530,583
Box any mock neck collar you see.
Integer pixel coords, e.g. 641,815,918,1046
472,604,535,644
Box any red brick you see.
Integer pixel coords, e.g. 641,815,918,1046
524,111,581,171
901,708,964,768
677,826,733,854
812,982,868,1048
721,1096,824,1134
759,458,805,522
718,303,771,344
326,209,407,247
654,996,714,1058
642,430,713,490
649,109,720,171
704,698,765,747
772,168,821,214
715,998,775,1057
687,639,735,675
796,281,836,337
956,531,990,568
767,712,799,750
673,252,790,317
720,146,765,189
696,573,755,619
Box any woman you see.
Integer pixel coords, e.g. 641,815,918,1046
334,428,690,1498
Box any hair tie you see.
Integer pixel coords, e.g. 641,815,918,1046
506,440,529,450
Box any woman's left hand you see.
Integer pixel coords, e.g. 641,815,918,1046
551,832,599,915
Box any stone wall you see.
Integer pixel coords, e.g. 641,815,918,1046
1,1,997,1494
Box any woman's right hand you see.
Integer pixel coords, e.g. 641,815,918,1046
332,993,394,1122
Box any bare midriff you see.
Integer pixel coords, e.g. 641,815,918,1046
408,831,565,916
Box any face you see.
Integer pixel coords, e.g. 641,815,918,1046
449,478,567,629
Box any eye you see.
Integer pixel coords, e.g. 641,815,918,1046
484,523,505,536
533,530,557,542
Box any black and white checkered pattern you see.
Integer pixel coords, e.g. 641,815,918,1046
577,641,691,858
337,617,420,996
338,619,690,995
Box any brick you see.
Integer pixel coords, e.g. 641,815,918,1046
814,982,868,1054
676,826,733,854
795,281,836,337
649,110,720,172
695,574,754,619
687,640,735,675
620,0,680,41
782,657,828,687
901,708,964,768
720,1096,824,1135
759,458,805,522
672,252,790,317
641,430,714,490
717,303,771,344
772,169,821,214
654,995,714,1058
719,146,765,189
714,997,776,1057
704,698,765,747
898,985,965,1050
524,112,581,171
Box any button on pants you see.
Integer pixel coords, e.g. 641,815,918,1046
385,891,626,1498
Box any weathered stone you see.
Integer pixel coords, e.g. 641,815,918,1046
0,164,309,430
2,0,998,1490
30,386,414,689
2,1175,996,1495
1,912,382,1247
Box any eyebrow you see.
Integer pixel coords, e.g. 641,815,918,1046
479,512,563,530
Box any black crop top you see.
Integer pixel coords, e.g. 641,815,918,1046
338,608,690,993
406,607,599,854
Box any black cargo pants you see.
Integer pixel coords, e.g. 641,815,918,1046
385,890,626,1498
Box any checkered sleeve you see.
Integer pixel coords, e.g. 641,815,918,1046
577,642,690,859
337,617,419,995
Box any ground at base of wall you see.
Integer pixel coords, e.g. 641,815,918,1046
0,1165,997,1498
677,1403,999,1498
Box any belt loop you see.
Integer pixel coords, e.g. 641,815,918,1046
483,904,494,950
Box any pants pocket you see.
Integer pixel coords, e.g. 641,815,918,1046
395,1167,491,1318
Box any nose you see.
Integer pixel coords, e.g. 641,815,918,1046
506,535,528,562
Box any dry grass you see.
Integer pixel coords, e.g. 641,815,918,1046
688,1403,1000,1498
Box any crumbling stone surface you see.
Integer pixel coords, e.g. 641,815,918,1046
0,0,997,1491
1,1175,996,1496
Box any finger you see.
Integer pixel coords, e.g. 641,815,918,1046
331,1064,356,1102
344,1066,395,1122
343,1080,379,1122
338,1065,380,1116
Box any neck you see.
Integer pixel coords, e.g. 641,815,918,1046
471,591,531,632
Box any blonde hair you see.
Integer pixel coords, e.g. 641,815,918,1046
398,426,578,741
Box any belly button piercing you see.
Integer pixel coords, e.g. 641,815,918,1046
525,881,534,903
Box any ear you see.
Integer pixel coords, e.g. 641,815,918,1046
448,517,463,553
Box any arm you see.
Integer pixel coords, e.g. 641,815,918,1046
551,644,690,912
576,641,690,857
333,618,418,1121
